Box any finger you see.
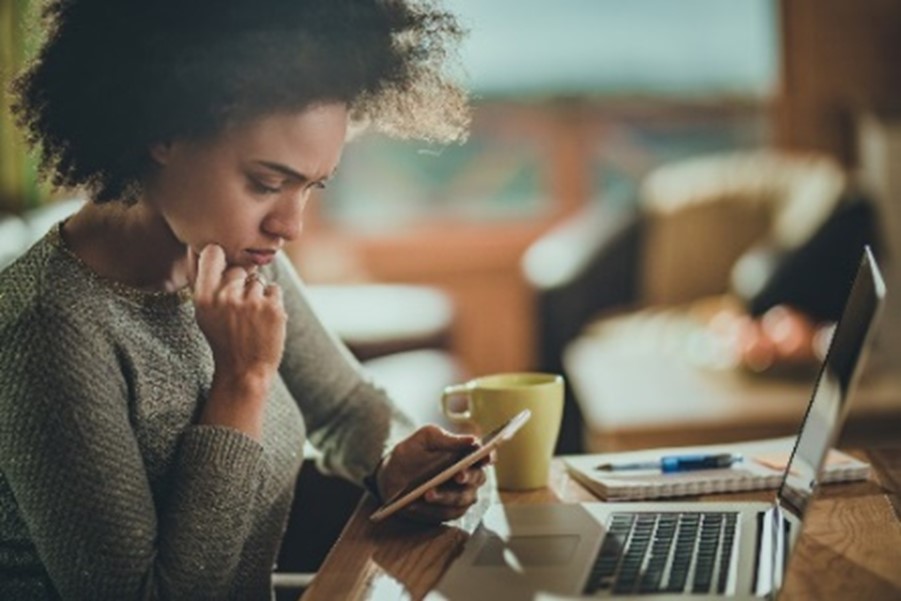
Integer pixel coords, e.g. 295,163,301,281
420,425,479,452
217,267,248,302
263,284,286,322
423,486,478,508
221,267,247,288
245,275,265,299
244,270,268,286
441,475,486,499
263,282,282,305
195,245,227,300
472,452,494,468
454,466,487,486
403,499,470,523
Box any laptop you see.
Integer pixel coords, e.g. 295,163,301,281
433,247,886,600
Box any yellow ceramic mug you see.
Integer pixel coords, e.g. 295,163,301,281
441,372,564,490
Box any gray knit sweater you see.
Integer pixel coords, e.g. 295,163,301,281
0,223,414,600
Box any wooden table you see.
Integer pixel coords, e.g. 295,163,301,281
301,447,901,600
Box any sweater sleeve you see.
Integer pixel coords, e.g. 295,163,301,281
0,302,264,600
268,254,415,483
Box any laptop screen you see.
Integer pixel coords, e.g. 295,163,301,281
777,247,886,516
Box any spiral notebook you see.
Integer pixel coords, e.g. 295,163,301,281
563,436,870,501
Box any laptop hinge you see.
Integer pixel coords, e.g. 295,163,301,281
771,503,787,594
753,505,785,599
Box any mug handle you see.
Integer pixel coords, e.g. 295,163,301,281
441,383,472,423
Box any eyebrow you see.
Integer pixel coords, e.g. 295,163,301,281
253,160,337,182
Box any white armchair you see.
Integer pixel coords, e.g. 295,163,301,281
636,150,846,307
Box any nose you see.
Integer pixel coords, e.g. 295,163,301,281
262,192,307,242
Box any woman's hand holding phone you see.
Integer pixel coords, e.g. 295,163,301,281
374,425,491,523
370,411,530,523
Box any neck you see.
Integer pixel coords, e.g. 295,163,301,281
62,200,190,292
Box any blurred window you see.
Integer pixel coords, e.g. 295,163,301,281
588,104,772,210
322,0,778,230
454,0,778,99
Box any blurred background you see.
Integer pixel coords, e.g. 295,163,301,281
2,0,900,452
290,0,900,381
294,0,779,376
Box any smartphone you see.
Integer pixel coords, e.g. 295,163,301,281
369,409,532,522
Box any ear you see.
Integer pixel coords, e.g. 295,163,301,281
149,140,174,166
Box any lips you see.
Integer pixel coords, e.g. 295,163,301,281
246,249,277,266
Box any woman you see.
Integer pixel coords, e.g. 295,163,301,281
0,0,485,598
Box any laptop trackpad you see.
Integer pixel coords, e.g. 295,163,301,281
474,534,580,567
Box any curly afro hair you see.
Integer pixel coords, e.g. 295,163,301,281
10,0,470,203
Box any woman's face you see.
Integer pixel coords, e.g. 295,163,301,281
146,102,348,269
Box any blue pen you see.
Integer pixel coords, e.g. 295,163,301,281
595,452,743,473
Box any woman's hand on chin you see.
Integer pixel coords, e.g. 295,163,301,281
189,244,287,439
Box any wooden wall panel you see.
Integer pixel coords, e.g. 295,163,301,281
346,222,547,377
776,0,901,165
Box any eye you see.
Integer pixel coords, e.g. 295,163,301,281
310,180,328,191
249,178,281,195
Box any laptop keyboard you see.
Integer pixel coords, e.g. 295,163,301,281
584,511,738,596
